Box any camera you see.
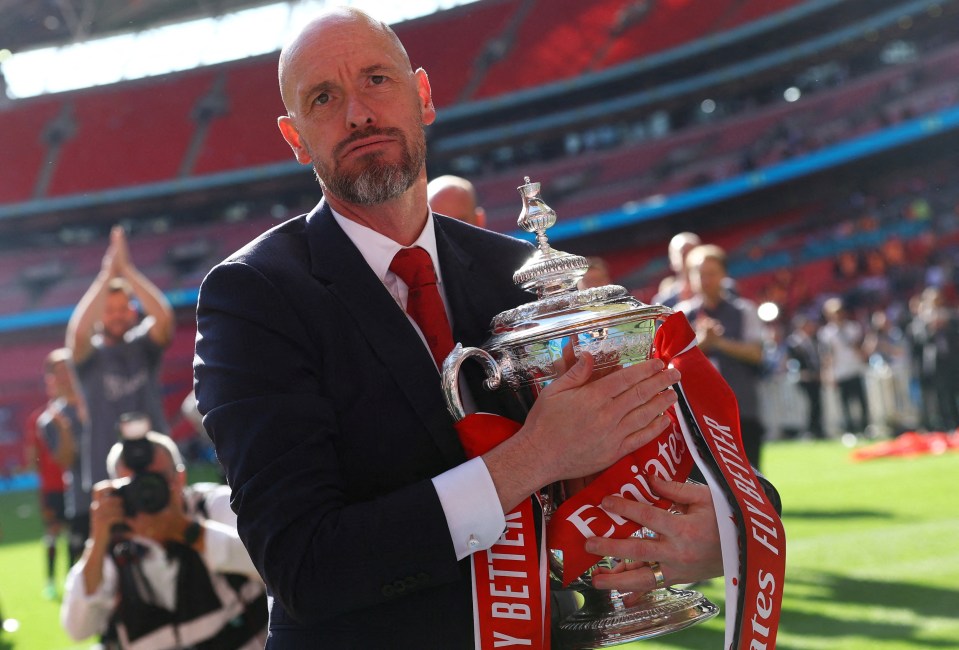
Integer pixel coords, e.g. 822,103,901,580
113,413,170,517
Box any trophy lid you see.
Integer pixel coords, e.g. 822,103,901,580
512,177,589,298
483,178,670,355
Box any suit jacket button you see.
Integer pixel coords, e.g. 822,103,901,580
382,584,395,598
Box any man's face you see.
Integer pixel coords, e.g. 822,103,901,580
101,291,136,340
692,257,725,299
44,361,72,399
277,14,435,206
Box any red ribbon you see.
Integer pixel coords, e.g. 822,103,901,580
659,313,786,650
455,414,550,650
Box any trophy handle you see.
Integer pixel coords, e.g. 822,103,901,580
441,343,502,422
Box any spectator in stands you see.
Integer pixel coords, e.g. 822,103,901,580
65,226,174,557
26,348,87,598
913,287,959,430
785,315,825,439
426,175,487,227
864,308,913,433
193,9,744,647
819,297,871,436
578,256,613,290
906,291,938,430
677,244,766,468
653,231,700,307
61,430,267,649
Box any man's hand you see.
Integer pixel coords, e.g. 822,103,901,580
520,355,680,487
695,316,724,352
89,481,127,547
585,477,723,592
485,354,682,514
109,226,132,274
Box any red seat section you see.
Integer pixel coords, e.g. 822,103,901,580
598,0,733,71
0,96,62,202
45,69,215,195
398,0,523,108
192,58,291,174
474,0,633,99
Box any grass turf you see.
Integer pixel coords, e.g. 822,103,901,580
0,443,956,649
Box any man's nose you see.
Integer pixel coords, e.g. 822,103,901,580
346,94,375,129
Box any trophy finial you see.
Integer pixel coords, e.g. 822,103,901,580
513,177,589,298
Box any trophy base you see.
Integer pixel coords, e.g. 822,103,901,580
556,587,719,649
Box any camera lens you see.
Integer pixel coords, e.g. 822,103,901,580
118,472,170,517
120,438,154,473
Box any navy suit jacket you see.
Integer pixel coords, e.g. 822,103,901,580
194,201,534,648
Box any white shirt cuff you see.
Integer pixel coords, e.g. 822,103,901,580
203,520,260,577
432,456,505,561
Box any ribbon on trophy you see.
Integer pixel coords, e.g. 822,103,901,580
546,312,785,650
455,413,550,650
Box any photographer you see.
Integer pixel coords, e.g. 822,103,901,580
60,421,266,650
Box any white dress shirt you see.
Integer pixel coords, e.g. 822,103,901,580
331,208,506,560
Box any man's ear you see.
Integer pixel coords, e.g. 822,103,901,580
414,68,436,126
278,116,312,164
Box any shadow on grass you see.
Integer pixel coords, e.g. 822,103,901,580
777,571,959,648
783,508,895,520
787,570,958,621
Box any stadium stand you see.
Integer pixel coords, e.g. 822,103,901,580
0,95,62,203
46,69,218,196
191,59,292,175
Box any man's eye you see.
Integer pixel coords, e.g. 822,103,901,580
315,92,330,105
370,75,386,85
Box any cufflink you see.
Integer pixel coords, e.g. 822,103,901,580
468,534,480,549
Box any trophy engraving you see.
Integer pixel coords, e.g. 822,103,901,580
442,178,718,647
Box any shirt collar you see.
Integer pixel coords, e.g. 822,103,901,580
330,206,443,284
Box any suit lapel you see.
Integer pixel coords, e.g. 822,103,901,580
304,202,465,464
435,218,503,349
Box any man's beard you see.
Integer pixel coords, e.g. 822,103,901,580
315,126,426,205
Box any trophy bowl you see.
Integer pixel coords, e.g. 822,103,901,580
441,178,718,648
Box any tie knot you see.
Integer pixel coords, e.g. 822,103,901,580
390,246,437,289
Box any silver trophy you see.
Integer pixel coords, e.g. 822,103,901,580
442,177,718,648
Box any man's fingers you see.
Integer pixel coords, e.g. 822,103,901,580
649,476,712,509
599,494,679,538
585,534,656,562
542,352,595,395
591,566,660,593
602,365,679,426
616,388,678,433
593,358,669,399
618,413,671,457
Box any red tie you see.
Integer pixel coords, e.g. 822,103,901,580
390,246,455,369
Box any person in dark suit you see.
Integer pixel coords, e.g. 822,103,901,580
194,8,724,648
785,314,825,439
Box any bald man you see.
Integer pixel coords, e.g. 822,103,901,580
195,9,723,648
427,175,487,227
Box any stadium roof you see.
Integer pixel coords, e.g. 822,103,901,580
0,0,280,53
